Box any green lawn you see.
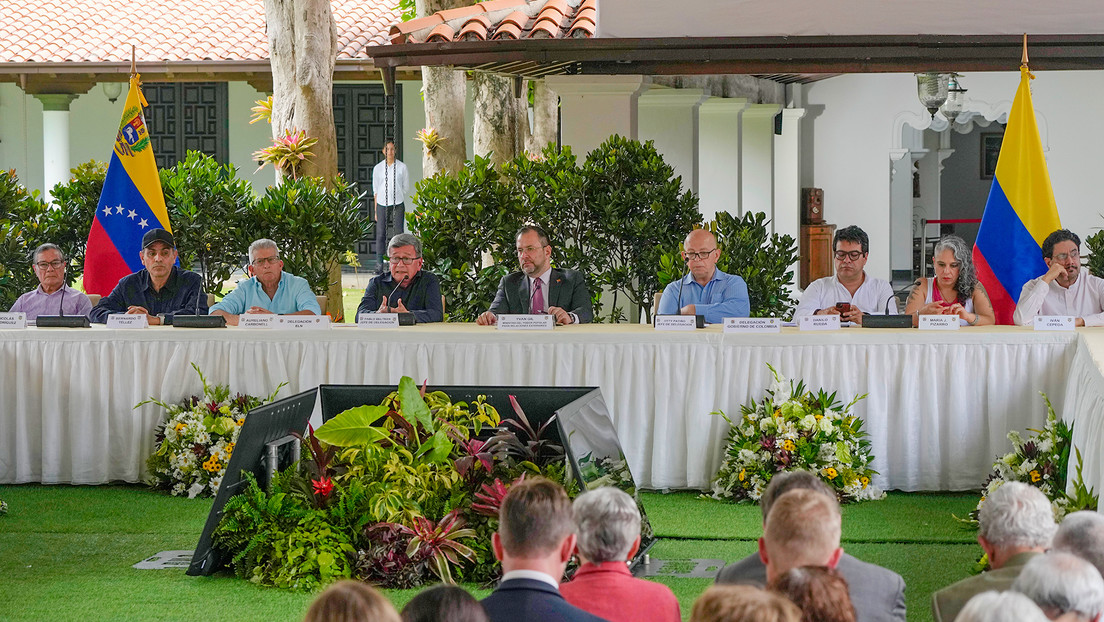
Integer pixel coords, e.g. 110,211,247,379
0,486,981,622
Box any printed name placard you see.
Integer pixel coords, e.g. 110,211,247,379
919,315,959,330
279,316,331,330
724,317,781,333
239,315,278,329
1034,315,1075,331
654,315,698,331
0,312,27,329
497,314,555,330
107,314,149,329
358,313,400,328
798,315,841,331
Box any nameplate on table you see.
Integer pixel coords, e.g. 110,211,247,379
279,316,331,330
798,315,841,331
0,312,27,329
723,317,781,333
106,314,148,329
654,315,698,331
358,313,399,328
1034,316,1075,331
239,315,278,329
919,315,959,331
497,314,555,330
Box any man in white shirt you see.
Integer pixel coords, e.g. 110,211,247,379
793,225,897,325
372,140,410,272
1013,229,1104,327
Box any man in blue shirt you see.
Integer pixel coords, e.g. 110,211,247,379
656,229,750,323
210,239,321,325
357,233,443,323
90,228,206,324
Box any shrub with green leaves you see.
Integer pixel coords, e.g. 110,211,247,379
0,169,51,309
46,159,106,279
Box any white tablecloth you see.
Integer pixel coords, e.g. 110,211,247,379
0,324,1084,491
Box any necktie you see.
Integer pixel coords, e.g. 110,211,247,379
531,278,544,314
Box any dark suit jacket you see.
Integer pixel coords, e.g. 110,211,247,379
716,551,907,622
488,268,594,323
481,578,610,622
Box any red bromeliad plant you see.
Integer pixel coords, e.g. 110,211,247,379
471,474,525,517
252,129,317,180
398,509,477,584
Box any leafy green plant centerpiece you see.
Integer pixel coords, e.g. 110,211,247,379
212,377,576,591
710,365,884,504
142,364,285,498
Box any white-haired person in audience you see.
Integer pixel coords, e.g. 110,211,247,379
716,470,905,622
558,487,680,622
1012,551,1104,622
690,584,800,622
931,481,1057,622
955,591,1050,622
480,477,608,622
1054,511,1104,578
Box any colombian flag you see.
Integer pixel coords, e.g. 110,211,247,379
83,74,171,296
972,66,1060,325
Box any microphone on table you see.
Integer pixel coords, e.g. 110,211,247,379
656,256,703,328
35,284,91,328
172,286,225,328
386,276,415,325
861,288,913,328
385,278,407,313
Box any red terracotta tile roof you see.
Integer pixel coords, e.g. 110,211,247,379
0,0,401,64
391,0,595,44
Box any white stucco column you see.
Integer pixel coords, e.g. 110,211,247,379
698,98,748,223
544,75,651,157
738,104,782,219
34,94,78,199
772,108,806,242
637,87,709,195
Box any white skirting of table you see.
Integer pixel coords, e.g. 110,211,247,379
0,324,1087,492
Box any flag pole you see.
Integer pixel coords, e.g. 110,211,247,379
1021,34,1029,68
130,45,136,77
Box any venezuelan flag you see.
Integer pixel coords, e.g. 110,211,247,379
83,74,172,296
971,66,1061,325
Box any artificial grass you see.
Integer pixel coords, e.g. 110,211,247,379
0,484,983,622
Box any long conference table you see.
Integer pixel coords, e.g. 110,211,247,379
3,323,1104,495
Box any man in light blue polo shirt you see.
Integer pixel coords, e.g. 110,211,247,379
210,239,320,326
656,229,750,323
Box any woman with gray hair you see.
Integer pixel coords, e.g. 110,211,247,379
904,234,995,326
559,487,681,622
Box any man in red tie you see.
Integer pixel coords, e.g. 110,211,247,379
477,225,593,325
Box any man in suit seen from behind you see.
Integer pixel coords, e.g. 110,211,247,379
715,470,906,622
476,225,593,326
480,477,609,622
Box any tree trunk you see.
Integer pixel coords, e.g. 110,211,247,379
473,74,525,166
264,0,345,320
526,80,559,155
422,66,468,177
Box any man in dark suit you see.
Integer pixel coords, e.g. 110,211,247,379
715,471,906,622
476,225,593,325
481,477,609,622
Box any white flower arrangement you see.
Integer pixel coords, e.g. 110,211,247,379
711,365,884,504
142,363,284,498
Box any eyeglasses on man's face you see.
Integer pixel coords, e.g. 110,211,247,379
35,260,65,271
834,250,866,261
251,256,281,267
684,249,716,261
390,256,421,265
516,245,547,256
1052,250,1080,262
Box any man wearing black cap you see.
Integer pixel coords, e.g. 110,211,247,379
90,228,207,324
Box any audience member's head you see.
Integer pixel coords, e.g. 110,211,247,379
1012,551,1104,622
758,471,836,525
572,486,641,565
1054,511,1104,578
955,591,1051,622
769,565,855,622
690,584,801,622
304,580,400,622
400,584,488,622
493,477,576,578
761,489,842,583
978,482,1056,569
